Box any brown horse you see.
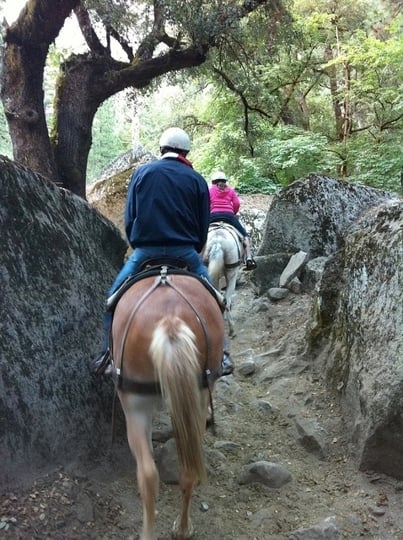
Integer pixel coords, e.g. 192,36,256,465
110,266,224,540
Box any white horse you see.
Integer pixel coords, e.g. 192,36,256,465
203,221,245,336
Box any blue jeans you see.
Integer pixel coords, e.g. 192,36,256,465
108,245,211,296
101,245,211,350
210,212,248,237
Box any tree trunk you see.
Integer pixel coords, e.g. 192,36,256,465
339,62,352,177
53,56,107,198
1,1,206,198
324,45,344,142
0,0,80,185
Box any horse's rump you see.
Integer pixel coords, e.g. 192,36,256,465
111,273,224,384
205,223,244,268
204,223,244,337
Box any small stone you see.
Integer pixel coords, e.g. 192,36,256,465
368,505,386,517
200,502,209,512
238,360,256,376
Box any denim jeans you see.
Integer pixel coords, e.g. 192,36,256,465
210,212,248,237
108,245,211,296
101,245,211,350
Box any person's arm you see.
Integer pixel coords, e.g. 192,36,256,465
198,183,211,251
231,188,241,214
124,172,138,243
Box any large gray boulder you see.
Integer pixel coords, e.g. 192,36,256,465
258,174,397,258
0,157,127,486
306,200,403,478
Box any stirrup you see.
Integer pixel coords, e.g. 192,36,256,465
91,350,111,376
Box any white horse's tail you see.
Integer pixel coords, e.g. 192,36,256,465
149,316,206,482
207,242,225,287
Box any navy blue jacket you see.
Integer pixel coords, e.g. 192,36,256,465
125,155,210,253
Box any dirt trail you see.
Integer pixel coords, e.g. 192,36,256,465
2,274,403,539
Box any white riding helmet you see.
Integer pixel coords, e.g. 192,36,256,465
211,171,228,183
159,127,191,152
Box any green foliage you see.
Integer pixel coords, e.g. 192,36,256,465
85,0,140,36
85,0,402,195
344,135,403,193
232,159,278,194
261,127,340,185
86,97,132,182
137,84,201,155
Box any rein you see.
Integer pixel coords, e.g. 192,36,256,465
110,276,161,446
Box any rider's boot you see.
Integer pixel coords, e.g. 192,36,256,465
243,236,257,270
90,312,113,376
91,349,112,376
221,350,234,376
221,336,234,376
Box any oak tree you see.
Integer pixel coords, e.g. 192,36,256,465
1,0,286,197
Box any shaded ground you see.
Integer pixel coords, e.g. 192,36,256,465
2,275,403,540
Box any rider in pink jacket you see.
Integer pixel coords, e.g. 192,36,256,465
209,180,241,215
209,171,257,270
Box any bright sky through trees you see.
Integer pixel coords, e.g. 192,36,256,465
1,0,84,48
2,1,26,23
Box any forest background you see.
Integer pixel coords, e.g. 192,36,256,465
0,0,402,196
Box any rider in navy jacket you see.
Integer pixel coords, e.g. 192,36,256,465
125,154,210,253
91,127,233,377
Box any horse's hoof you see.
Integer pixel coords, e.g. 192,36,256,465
172,517,194,539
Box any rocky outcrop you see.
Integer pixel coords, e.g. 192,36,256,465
254,174,403,479
87,146,155,236
254,174,398,294
257,174,397,258
0,157,127,485
238,206,267,248
306,200,403,478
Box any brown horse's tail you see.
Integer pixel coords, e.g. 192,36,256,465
149,316,207,483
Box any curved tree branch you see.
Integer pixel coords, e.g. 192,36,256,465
74,3,107,56
5,0,80,46
107,25,134,61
